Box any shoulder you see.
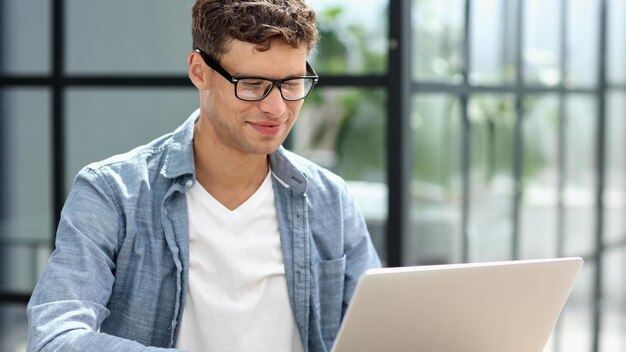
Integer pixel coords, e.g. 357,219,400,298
76,111,197,192
77,110,197,189
81,132,174,183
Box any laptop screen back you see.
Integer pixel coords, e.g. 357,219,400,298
331,257,583,352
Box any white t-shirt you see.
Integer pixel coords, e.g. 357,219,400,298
176,170,304,352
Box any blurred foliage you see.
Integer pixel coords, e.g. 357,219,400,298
412,96,461,193
314,7,349,73
313,6,387,74
469,96,517,183
412,93,552,195
335,89,386,181
300,5,387,182
412,0,464,82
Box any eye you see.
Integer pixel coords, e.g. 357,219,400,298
282,81,297,88
282,80,304,89
240,80,265,88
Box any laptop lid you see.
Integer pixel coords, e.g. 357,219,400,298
331,257,583,352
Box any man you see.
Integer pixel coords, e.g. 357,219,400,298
27,0,380,351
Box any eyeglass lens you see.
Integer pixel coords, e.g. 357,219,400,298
236,78,314,101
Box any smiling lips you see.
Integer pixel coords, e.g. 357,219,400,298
248,120,284,137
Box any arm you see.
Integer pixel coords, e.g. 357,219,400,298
339,182,382,316
27,167,186,352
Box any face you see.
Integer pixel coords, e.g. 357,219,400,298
194,39,309,157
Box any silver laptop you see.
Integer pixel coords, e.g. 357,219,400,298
331,257,583,352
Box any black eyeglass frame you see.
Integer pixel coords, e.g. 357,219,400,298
194,48,319,102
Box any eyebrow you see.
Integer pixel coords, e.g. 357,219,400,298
199,48,310,78
227,64,310,80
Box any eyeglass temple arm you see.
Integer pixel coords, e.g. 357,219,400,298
193,48,234,81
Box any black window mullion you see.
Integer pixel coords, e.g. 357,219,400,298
0,0,7,304
387,0,412,266
51,0,65,251
0,292,31,305
556,0,568,261
592,0,610,351
460,0,472,263
553,1,568,350
511,0,525,260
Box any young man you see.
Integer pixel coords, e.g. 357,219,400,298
27,1,380,351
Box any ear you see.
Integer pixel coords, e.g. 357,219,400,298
188,51,209,90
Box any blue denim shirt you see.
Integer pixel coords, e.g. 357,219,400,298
27,109,381,352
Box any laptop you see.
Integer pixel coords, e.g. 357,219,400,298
331,257,583,352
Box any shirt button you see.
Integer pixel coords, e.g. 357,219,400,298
185,180,193,188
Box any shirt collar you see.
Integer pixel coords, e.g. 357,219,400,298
160,109,198,181
269,147,308,195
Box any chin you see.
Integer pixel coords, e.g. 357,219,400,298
256,144,283,155
240,141,283,156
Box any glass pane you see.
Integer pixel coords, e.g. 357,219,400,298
467,94,516,261
0,303,27,352
65,88,198,190
0,0,50,74
411,0,465,83
308,0,388,75
0,89,52,292
296,88,388,262
565,0,600,88
556,260,593,351
520,95,559,259
65,0,194,74
605,91,625,245
601,248,626,352
563,95,595,257
409,94,462,265
469,0,518,85
523,0,562,86
608,0,626,85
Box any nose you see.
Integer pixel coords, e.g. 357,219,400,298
257,85,287,117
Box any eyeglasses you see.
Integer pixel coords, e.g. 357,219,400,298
194,48,319,102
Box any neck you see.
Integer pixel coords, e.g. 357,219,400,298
192,122,270,210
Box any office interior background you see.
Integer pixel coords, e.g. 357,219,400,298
0,0,625,351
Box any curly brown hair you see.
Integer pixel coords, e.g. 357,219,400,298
192,0,319,60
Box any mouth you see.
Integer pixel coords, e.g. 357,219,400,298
247,120,284,137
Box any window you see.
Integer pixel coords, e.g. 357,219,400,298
1,1,624,351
